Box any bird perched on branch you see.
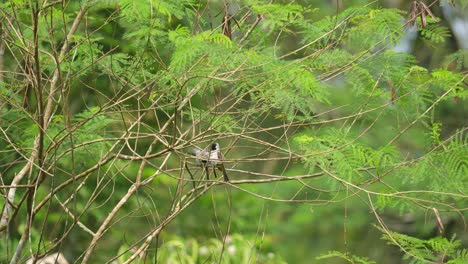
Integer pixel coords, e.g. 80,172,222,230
191,143,230,182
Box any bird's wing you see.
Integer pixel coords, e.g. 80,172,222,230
191,147,211,166
217,149,225,161
190,147,202,156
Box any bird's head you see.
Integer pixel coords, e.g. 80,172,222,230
211,143,220,150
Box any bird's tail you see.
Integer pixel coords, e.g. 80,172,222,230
221,167,229,182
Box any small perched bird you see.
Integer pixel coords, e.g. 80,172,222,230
191,143,230,182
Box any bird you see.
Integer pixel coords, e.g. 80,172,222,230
191,143,230,182
191,146,211,180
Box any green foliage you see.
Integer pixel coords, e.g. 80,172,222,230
443,49,468,71
117,0,195,49
431,69,468,101
401,130,467,195
301,6,370,50
345,9,406,51
317,251,376,264
136,234,287,264
420,24,451,46
62,39,104,77
266,64,330,121
294,128,401,187
251,4,304,32
168,26,233,74
380,228,468,264
430,122,443,146
374,130,467,213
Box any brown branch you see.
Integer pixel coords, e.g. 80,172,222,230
81,150,172,264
